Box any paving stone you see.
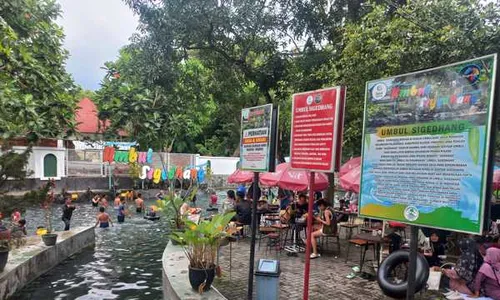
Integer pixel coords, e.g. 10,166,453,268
213,236,392,300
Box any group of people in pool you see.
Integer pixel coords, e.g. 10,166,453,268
94,191,149,228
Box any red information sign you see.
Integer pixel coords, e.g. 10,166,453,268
290,87,346,172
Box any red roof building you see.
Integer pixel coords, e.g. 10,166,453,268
75,98,108,134
75,98,127,137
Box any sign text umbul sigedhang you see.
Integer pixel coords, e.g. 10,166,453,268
359,54,498,234
290,87,346,172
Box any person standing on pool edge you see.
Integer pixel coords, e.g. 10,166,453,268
135,193,145,214
62,199,76,231
117,198,126,223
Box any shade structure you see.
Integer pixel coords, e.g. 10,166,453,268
339,164,361,193
259,162,329,191
227,169,255,184
494,168,500,191
339,156,361,177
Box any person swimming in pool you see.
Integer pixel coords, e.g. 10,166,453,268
135,193,145,214
95,207,113,228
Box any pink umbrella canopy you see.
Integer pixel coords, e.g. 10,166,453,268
339,156,361,177
227,169,255,184
494,169,500,191
259,162,329,191
339,164,361,193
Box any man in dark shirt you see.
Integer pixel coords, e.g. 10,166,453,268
294,193,309,220
62,199,76,231
235,194,252,225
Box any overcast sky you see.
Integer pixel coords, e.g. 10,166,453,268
56,0,138,91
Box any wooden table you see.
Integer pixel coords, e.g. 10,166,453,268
265,215,281,221
334,210,358,225
259,226,278,234
353,232,386,269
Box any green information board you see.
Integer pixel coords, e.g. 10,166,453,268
359,55,498,234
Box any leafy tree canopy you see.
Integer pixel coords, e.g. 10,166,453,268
0,0,77,191
0,0,77,142
97,0,500,158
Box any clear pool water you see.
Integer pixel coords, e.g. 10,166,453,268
12,191,225,300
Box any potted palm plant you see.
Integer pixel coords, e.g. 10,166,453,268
170,212,235,293
157,187,198,243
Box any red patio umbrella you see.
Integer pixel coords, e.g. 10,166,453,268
494,169,500,191
339,156,361,177
259,162,329,191
227,169,255,184
339,164,361,193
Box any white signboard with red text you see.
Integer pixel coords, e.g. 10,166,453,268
290,87,346,172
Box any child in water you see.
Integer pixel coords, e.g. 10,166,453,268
209,191,218,208
95,207,113,228
146,206,157,217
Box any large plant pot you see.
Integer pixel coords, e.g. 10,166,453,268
41,233,58,246
0,247,8,272
189,265,215,292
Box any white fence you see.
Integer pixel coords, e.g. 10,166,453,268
196,156,239,175
65,150,238,177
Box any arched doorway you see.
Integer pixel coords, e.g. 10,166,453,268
43,154,57,178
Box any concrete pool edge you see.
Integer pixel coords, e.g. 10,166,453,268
0,226,95,300
162,241,227,300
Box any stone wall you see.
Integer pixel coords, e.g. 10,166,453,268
0,226,95,299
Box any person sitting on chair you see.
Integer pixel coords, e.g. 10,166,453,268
472,247,500,299
309,199,337,259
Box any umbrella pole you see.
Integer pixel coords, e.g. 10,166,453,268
247,171,259,300
303,172,315,300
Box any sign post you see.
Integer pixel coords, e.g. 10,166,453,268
290,87,346,300
358,55,498,298
239,104,277,300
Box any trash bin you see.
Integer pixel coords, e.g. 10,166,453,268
255,259,280,300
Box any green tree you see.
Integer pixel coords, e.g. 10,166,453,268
96,48,216,152
0,0,77,190
0,0,77,141
338,0,500,158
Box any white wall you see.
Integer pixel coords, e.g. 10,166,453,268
196,156,239,175
12,146,66,180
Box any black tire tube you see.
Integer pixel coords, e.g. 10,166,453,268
377,250,430,299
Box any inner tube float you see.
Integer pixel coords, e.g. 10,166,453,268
144,215,160,221
206,206,219,212
377,250,429,299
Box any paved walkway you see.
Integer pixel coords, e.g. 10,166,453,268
214,234,389,300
